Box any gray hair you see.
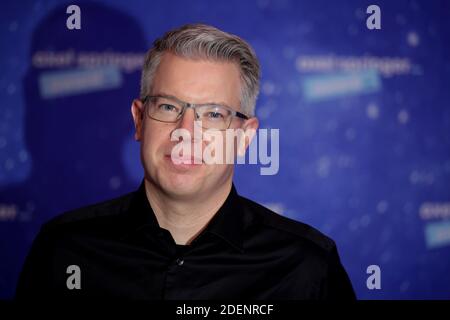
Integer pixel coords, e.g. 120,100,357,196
140,23,260,116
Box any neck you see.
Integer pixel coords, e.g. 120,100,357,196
144,179,233,245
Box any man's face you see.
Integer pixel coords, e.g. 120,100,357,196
131,52,258,199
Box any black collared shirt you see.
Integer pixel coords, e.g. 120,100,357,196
15,181,356,300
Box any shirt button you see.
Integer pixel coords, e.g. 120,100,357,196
176,258,184,266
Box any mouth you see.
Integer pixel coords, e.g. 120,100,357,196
164,155,204,167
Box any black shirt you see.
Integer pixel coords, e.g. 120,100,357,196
15,180,356,300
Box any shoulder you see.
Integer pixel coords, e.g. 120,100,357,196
239,195,336,254
41,191,135,233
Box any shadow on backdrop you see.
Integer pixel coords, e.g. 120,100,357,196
0,2,147,298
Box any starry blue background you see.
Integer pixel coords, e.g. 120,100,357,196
1,0,449,299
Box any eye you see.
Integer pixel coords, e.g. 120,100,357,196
206,111,225,119
158,104,179,113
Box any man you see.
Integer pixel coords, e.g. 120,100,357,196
16,24,355,299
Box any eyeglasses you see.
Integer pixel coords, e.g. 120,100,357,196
141,94,249,130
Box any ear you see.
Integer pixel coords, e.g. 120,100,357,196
237,116,259,157
131,99,145,141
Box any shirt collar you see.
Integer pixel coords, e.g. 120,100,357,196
122,179,250,253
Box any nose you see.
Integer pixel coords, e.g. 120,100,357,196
171,107,203,159
174,107,199,139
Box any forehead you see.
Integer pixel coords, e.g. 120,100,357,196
151,52,242,109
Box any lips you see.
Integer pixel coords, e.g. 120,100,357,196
165,154,203,165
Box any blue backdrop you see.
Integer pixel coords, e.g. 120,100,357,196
1,0,449,299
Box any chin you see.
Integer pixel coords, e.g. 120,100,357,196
166,180,204,199
158,170,205,197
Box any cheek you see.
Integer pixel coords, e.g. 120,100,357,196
141,125,170,158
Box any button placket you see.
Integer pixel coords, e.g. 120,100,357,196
175,258,184,266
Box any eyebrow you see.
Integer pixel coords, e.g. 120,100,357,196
155,92,235,110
